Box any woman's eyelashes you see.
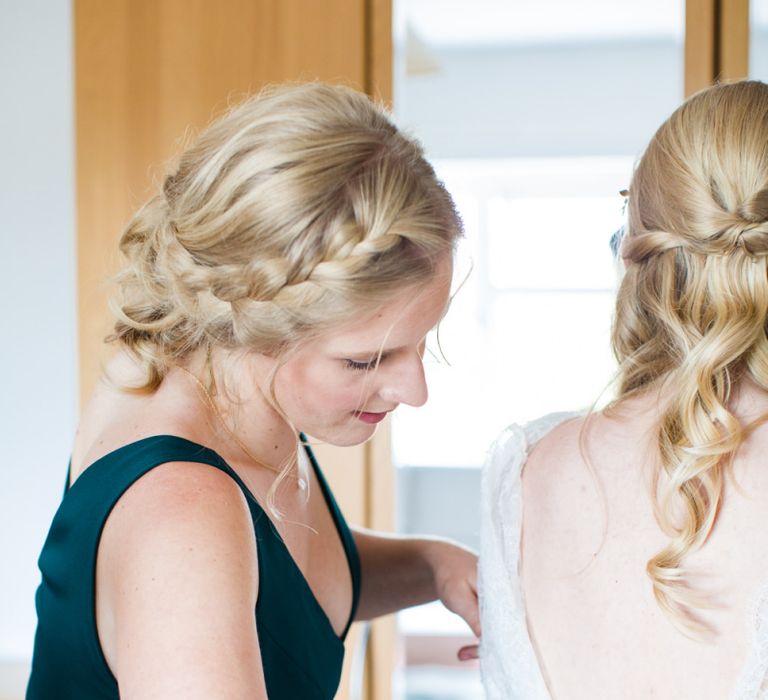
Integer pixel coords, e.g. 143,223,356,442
343,343,430,371
343,355,382,371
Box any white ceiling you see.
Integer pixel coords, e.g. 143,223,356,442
398,0,685,46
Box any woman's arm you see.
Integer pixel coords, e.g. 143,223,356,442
98,462,267,699
351,526,480,637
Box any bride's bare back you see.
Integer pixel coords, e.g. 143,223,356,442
521,386,768,698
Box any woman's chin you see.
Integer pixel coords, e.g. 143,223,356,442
303,420,380,448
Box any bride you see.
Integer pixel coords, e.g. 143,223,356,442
480,80,768,699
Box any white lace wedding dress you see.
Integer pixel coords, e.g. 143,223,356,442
478,412,768,700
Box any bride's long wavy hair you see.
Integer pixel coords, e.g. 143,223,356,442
612,80,768,635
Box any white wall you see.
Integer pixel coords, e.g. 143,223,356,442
0,0,77,684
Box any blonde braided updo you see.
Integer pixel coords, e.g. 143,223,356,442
612,80,768,635
110,83,462,389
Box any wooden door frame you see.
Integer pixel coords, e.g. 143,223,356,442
686,0,750,96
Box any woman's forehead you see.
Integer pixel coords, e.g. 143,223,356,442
321,266,453,352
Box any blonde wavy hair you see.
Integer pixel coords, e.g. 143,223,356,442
110,82,461,388
612,80,768,635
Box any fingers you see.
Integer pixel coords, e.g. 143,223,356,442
432,544,482,636
447,582,481,637
463,601,481,638
457,644,479,662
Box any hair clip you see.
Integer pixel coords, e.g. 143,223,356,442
610,225,625,258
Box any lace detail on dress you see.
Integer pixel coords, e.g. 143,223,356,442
731,582,768,699
479,412,576,700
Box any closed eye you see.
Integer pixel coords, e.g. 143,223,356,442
343,356,381,371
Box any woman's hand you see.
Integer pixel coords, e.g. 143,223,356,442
422,540,480,661
352,528,481,661
424,540,480,637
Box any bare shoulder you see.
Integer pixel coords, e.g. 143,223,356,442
518,413,615,578
523,412,586,471
99,462,266,698
521,412,599,514
483,411,585,504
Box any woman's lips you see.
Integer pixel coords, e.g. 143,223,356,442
356,411,388,424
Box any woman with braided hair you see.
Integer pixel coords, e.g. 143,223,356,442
480,80,768,699
27,83,478,700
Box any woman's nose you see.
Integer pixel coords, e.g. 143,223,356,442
379,353,428,408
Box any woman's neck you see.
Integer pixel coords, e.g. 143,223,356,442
169,348,300,473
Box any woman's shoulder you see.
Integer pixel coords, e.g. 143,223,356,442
484,411,582,482
73,361,261,568
101,458,257,582
481,410,593,543
97,459,265,695
113,456,250,519
480,410,583,547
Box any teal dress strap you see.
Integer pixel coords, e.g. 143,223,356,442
28,435,360,700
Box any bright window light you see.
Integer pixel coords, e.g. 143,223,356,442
392,157,631,469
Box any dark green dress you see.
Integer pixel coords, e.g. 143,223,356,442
27,435,361,699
